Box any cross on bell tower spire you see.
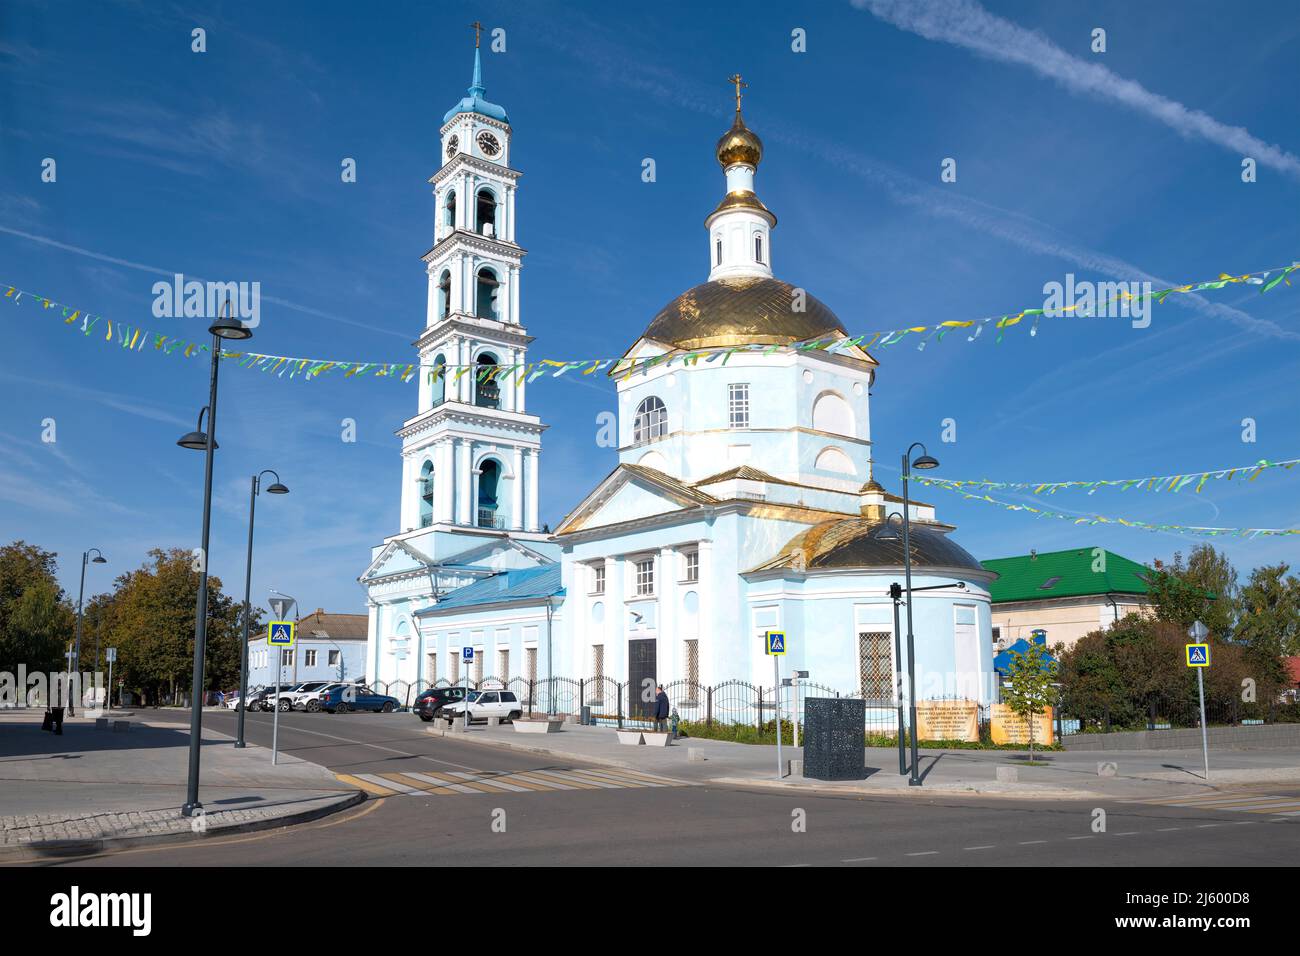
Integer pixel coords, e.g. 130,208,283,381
728,73,747,116
470,20,484,48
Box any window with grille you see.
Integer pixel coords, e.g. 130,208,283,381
426,652,437,684
473,649,483,684
450,654,460,683
526,646,537,683
728,383,750,429
498,648,509,680
858,631,894,703
635,557,655,596
592,564,605,594
304,650,317,667
633,396,668,443
683,640,699,705
590,644,605,705
683,550,699,582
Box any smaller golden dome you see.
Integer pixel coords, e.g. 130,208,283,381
716,111,763,169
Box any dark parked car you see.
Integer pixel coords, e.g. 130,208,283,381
412,686,471,722
246,684,294,712
319,684,400,714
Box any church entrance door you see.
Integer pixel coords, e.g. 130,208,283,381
628,638,657,721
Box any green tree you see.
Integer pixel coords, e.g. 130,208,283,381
1235,563,1300,691
0,541,74,674
1146,545,1236,634
1004,640,1059,761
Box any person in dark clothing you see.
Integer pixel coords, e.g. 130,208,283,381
653,685,670,732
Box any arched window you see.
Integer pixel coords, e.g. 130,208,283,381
474,352,500,408
475,267,499,319
814,446,856,475
812,391,855,437
478,459,501,528
633,396,668,443
437,270,451,319
754,234,763,263
430,355,447,406
476,189,497,237
715,237,722,265
444,190,457,229
418,461,435,528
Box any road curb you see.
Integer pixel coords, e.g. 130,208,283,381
0,789,365,863
705,775,1108,800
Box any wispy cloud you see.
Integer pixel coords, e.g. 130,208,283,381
853,0,1300,179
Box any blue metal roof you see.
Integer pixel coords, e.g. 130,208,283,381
443,49,509,125
417,564,562,614
993,631,1057,674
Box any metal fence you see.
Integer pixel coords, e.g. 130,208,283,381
1055,690,1300,737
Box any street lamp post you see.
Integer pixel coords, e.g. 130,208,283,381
900,443,940,787
177,304,252,818
236,471,290,748
69,548,106,717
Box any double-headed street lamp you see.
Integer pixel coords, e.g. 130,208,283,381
236,471,289,748
68,548,106,717
876,443,939,787
178,304,252,818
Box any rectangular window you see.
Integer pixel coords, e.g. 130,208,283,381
526,646,538,683
283,650,295,667
473,648,484,684
754,234,763,263
425,652,437,685
728,383,750,429
328,650,340,667
635,557,655,596
498,648,510,681
716,238,722,265
450,654,460,683
683,550,699,583
858,631,893,703
592,564,606,595
304,649,317,667
683,639,700,704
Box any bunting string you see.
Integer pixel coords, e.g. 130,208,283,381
922,483,1300,538
5,259,1297,385
914,457,1300,496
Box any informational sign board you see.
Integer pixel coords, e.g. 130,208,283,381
915,699,979,742
990,703,1055,746
106,648,117,663
764,631,786,655
1185,643,1210,667
267,621,296,647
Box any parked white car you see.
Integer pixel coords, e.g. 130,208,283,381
441,689,524,725
266,681,331,713
292,682,346,713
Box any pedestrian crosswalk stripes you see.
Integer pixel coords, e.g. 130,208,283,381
1132,789,1300,816
335,765,689,798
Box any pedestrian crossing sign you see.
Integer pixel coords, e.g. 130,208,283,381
764,631,786,656
267,621,296,647
1185,643,1210,667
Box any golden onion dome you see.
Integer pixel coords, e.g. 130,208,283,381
640,276,846,351
716,110,763,169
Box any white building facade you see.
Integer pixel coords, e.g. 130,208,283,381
361,61,998,717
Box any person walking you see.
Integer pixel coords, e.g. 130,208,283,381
653,685,670,732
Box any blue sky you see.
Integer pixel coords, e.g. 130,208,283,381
2,0,1298,616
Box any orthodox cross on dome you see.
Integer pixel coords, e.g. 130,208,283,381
470,20,484,48
728,73,747,115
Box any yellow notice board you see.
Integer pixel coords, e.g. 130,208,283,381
915,699,979,742
990,703,1055,746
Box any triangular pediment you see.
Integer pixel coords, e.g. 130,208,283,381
437,537,555,573
359,539,436,582
555,464,716,535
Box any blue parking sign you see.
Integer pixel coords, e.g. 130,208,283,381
462,646,475,663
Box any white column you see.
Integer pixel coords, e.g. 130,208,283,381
459,338,472,403
510,266,521,326
696,540,712,686
517,359,528,412
511,447,524,530
449,254,462,315
426,269,437,326
658,546,675,684
455,438,472,525
366,601,380,684
525,448,540,531
436,441,454,523
399,455,416,531
507,187,516,243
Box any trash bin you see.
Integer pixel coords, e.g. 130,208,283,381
580,705,592,726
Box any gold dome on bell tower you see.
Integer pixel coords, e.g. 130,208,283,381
716,73,763,168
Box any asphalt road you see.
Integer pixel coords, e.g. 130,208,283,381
39,709,1300,867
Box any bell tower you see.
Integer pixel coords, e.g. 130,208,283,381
397,24,546,548
706,75,775,282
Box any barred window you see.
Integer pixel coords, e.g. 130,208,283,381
684,639,699,703
525,646,537,683
450,653,459,683
728,383,749,429
635,557,655,596
593,644,605,682
633,396,668,443
683,550,699,583
858,631,893,702
426,652,437,685
473,649,484,684
498,648,509,681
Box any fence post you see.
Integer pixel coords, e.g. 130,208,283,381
579,678,584,709
756,686,764,732
1104,705,1110,734
706,685,713,729
617,681,624,729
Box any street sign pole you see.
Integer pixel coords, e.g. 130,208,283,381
272,646,282,766
106,648,116,711
774,651,783,779
1188,621,1211,781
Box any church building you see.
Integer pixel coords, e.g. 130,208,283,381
359,49,998,715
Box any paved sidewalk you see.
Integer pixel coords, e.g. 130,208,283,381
429,719,1300,800
0,710,362,860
